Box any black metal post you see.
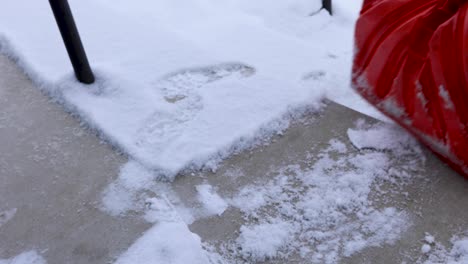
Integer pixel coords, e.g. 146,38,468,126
322,0,332,15
49,0,95,84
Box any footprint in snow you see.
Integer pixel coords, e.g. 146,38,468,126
159,63,255,104
134,63,255,150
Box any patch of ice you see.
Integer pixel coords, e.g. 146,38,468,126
0,251,46,264
196,184,228,216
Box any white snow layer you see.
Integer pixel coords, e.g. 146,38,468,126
0,0,424,263
114,222,212,264
101,160,196,224
236,221,294,261
0,0,375,179
347,119,424,156
102,117,423,263
111,187,224,264
222,119,425,263
418,231,468,264
196,184,228,216
0,251,46,264
229,155,414,262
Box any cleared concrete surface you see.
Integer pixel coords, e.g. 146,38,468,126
173,102,468,263
0,53,467,264
0,55,150,264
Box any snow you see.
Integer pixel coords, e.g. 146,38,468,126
421,233,436,254
425,234,436,244
422,244,432,254
196,184,228,216
100,160,196,224
144,196,181,223
0,0,372,179
223,124,423,263
0,251,46,264
236,221,294,261
99,118,424,263
452,238,468,263
418,232,468,264
326,138,348,153
438,85,455,110
112,190,223,264
101,161,159,216
0,0,427,263
114,222,212,264
347,119,422,155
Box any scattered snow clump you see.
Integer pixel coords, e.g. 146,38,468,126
421,244,432,254
196,184,228,216
418,231,468,264
237,220,294,261
114,222,212,264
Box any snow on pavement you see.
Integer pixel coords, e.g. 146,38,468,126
196,184,228,217
0,251,46,264
236,221,294,261
347,119,422,155
417,231,468,264
0,0,430,263
104,119,425,263
114,222,214,264
0,0,372,179
224,123,423,263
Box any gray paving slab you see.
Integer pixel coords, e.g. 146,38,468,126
0,54,150,264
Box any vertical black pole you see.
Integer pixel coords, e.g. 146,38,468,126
322,0,332,15
49,0,95,84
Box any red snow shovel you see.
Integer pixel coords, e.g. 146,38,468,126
352,0,468,178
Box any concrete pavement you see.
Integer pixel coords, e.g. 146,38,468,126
0,53,467,263
0,54,150,263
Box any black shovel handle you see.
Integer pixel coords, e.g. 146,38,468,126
49,0,95,84
323,0,332,15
